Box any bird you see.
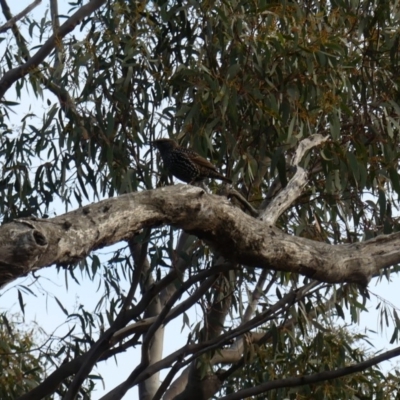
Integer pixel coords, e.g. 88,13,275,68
151,138,232,184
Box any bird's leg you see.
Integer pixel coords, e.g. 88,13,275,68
200,181,208,191
188,180,209,192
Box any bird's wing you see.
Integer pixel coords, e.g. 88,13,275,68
184,149,218,171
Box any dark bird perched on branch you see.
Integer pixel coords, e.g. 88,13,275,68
152,138,232,184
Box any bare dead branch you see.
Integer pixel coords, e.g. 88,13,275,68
260,134,329,224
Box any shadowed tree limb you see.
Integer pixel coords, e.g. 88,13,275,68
99,266,229,400
219,345,400,400
16,261,179,400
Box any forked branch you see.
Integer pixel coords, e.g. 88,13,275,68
260,134,329,224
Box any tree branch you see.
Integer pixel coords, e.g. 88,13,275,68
260,134,329,224
1,185,396,288
137,282,310,384
110,263,231,345
155,282,317,399
0,0,41,34
0,0,107,99
242,269,269,323
18,258,184,400
101,270,224,400
219,345,400,400
49,0,64,82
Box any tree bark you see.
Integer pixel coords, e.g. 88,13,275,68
0,184,398,288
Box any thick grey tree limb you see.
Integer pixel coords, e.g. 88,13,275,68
0,184,396,288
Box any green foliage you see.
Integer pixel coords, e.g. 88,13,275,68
0,314,46,399
222,327,400,399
